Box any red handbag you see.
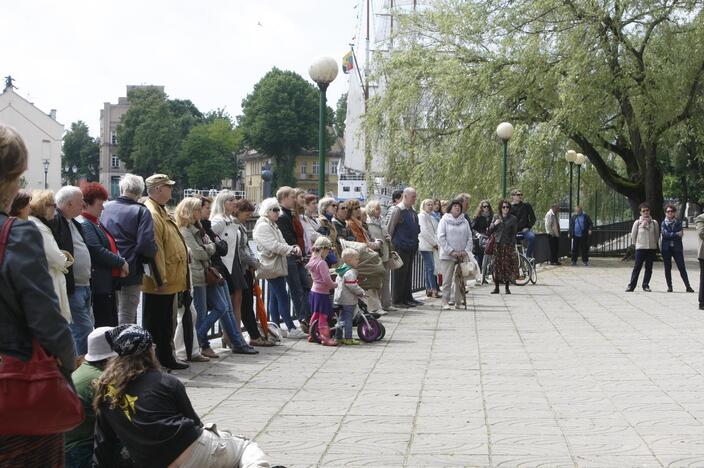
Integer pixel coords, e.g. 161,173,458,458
0,217,84,435
484,234,497,255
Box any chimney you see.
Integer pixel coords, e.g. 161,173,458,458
49,109,57,120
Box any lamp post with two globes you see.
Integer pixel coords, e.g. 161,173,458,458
309,56,339,197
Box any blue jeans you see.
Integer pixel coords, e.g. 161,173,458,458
286,257,311,321
268,276,296,331
522,229,536,258
68,286,94,355
420,251,439,290
338,304,355,339
192,284,245,349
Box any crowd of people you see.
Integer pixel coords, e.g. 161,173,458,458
2,120,704,466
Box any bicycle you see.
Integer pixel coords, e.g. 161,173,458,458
515,234,537,285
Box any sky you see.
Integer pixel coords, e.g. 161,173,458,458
2,0,362,137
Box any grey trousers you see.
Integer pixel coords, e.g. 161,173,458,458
117,284,142,325
180,426,270,468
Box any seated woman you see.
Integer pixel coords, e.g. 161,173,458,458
93,324,271,467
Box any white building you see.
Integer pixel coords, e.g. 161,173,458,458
0,82,63,191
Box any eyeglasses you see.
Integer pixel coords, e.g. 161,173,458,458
271,208,280,212
502,206,510,209
481,205,489,208
666,209,675,213
330,204,338,207
641,209,650,212
339,207,348,210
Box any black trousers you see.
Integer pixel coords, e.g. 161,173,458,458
392,249,416,304
241,270,262,339
629,249,656,289
699,259,704,307
92,292,118,327
548,236,559,263
142,293,177,366
571,236,589,264
662,248,691,288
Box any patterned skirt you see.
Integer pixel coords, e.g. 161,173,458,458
0,434,64,467
492,244,518,283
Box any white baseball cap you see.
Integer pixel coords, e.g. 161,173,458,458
85,326,118,362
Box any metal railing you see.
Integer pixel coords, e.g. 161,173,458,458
588,220,633,257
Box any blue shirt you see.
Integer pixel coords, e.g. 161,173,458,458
574,214,586,237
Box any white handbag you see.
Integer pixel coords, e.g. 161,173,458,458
388,251,404,270
460,256,479,279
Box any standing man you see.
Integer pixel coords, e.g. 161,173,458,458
142,174,189,370
52,186,93,356
569,206,593,266
544,204,561,265
388,187,421,308
275,186,311,325
101,174,157,325
510,189,537,258
695,212,704,310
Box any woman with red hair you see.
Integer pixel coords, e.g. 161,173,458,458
79,182,128,327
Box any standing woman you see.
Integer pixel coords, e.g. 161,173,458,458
418,198,440,297
437,199,474,309
431,199,443,223
301,194,321,254
472,200,494,284
661,204,694,293
253,198,306,339
317,196,339,257
366,200,394,311
0,126,76,467
79,182,128,327
28,190,74,323
626,203,660,292
488,200,518,295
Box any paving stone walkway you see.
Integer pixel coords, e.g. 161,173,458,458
179,230,704,467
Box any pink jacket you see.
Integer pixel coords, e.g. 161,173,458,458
306,255,337,294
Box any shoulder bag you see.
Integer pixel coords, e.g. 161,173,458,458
388,251,404,270
0,217,84,435
484,234,497,255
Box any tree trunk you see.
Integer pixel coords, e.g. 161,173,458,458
642,144,665,221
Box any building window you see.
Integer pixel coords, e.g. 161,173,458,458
354,186,362,192
312,162,319,176
343,186,351,192
110,176,120,199
111,155,120,168
300,162,307,175
111,131,117,145
330,161,338,175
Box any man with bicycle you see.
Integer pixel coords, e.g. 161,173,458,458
510,189,537,259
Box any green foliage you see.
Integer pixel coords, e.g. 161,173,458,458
238,68,320,189
365,0,704,220
62,121,99,183
334,93,347,137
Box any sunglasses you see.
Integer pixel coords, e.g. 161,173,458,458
666,209,675,213
339,207,348,210
641,209,650,212
502,205,510,209
271,208,280,212
481,205,489,208
330,204,338,207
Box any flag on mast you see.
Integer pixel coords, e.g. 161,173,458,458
342,50,354,74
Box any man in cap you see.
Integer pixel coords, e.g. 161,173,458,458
64,326,117,466
141,174,190,370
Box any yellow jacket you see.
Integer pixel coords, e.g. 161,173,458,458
142,198,189,294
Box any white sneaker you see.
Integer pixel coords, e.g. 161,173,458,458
287,328,306,339
374,309,388,316
441,302,452,310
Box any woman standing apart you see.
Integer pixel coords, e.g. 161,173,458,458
0,126,76,467
419,198,440,297
488,200,518,295
253,198,306,339
661,204,694,293
626,203,660,292
79,182,128,327
437,199,474,309
472,200,494,284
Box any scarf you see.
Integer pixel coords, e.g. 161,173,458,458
639,215,652,228
347,217,370,242
82,211,121,277
663,216,676,228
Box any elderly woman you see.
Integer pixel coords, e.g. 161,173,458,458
93,324,270,467
627,202,661,292
27,190,74,323
176,197,256,357
366,200,395,312
437,199,474,309
253,198,306,339
419,198,440,297
661,204,694,293
79,182,128,327
346,199,371,243
317,196,340,257
0,126,76,466
301,193,321,254
488,200,518,295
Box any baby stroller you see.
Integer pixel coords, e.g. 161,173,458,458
309,301,385,343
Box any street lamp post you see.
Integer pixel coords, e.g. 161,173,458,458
496,122,514,198
309,56,339,197
42,159,50,189
565,150,577,216
574,152,586,206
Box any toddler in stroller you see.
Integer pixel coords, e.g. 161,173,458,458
305,236,338,346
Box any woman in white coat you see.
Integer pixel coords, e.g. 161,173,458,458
253,198,306,339
437,199,474,310
418,198,440,297
27,190,73,322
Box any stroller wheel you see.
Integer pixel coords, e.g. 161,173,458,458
357,318,381,343
376,322,386,341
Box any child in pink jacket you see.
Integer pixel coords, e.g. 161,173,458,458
305,236,337,346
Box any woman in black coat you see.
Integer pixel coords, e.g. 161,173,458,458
488,200,518,294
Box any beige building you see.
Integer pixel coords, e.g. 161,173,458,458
0,82,63,191
242,140,342,203
99,85,164,198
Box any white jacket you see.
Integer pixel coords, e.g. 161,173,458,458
437,213,473,261
631,218,660,250
544,209,560,237
253,216,293,279
30,216,72,323
418,211,438,252
211,214,239,274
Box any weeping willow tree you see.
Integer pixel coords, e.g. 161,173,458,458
365,0,704,220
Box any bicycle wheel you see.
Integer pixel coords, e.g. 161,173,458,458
515,255,531,286
529,262,538,284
